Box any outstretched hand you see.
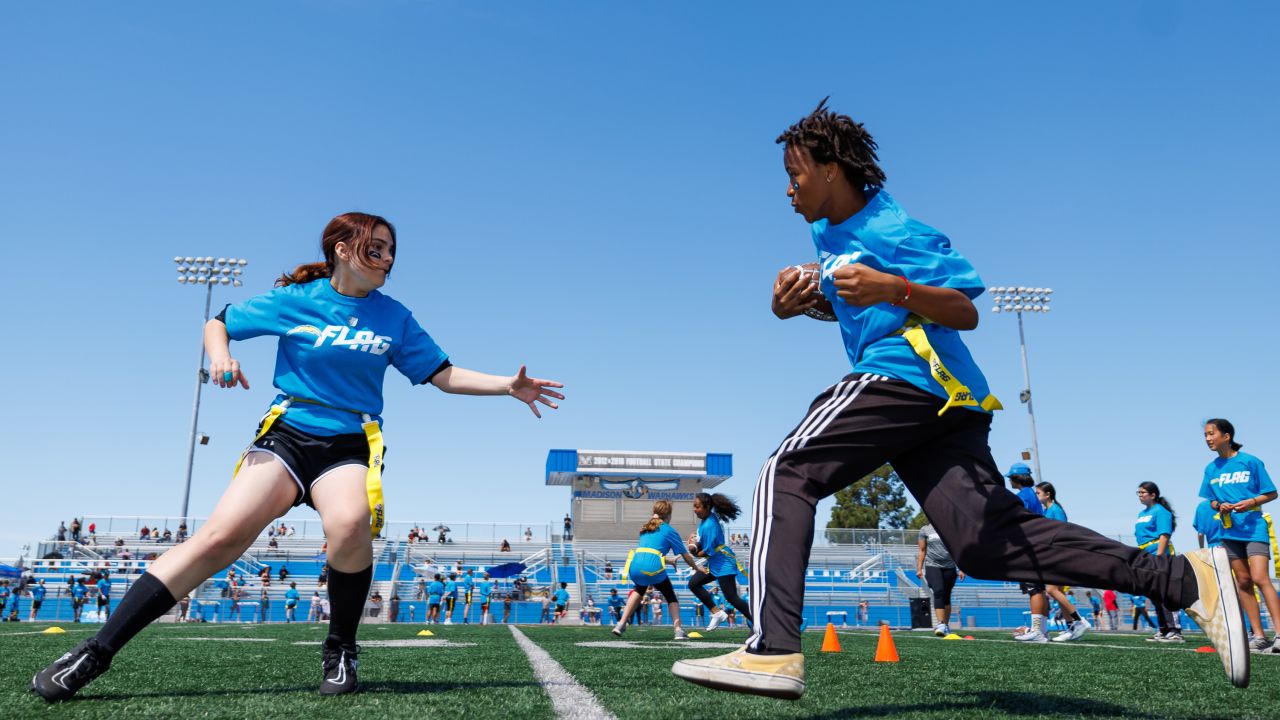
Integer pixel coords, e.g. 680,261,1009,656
509,365,564,418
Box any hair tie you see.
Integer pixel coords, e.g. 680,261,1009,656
652,514,661,519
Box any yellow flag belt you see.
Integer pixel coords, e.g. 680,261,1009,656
233,397,386,539
892,316,1002,416
623,547,667,578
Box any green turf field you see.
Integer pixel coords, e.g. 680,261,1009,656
2,621,1277,719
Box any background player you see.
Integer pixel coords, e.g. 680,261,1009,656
1134,482,1183,642
611,500,703,640
1201,419,1280,653
1034,482,1091,642
32,211,563,702
917,520,963,637
443,572,458,625
686,492,751,631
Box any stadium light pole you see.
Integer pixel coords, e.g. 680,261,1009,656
990,286,1053,483
175,256,247,528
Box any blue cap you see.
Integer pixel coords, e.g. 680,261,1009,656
1005,462,1032,477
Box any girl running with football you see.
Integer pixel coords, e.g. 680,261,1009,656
611,500,703,640
32,211,563,701
686,492,752,631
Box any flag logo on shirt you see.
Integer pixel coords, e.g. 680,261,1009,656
348,316,359,327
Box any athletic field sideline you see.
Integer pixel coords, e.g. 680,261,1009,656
4,622,1277,719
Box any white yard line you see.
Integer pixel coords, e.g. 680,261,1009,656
509,625,617,720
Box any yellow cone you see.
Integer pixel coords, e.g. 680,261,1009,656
687,631,703,639
943,633,963,640
42,627,66,634
417,629,434,636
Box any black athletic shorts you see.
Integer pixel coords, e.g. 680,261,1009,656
246,419,381,508
32,600,42,610
1019,581,1046,595
924,565,958,607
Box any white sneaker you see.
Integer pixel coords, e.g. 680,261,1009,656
1157,632,1185,644
1053,618,1090,642
706,610,728,632
672,647,805,700
611,622,625,637
443,619,453,625
1248,635,1270,653
674,627,688,640
1145,632,1167,642
1182,546,1249,688
934,624,948,637
1013,628,1049,643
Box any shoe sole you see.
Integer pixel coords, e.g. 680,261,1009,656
1205,548,1250,688
318,682,360,696
671,660,804,700
31,675,71,703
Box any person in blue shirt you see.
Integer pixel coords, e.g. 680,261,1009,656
1006,464,1051,643
1135,482,1183,643
1194,499,1225,550
95,575,112,621
612,501,703,641
70,579,87,623
443,573,458,625
1130,595,1156,631
427,574,445,624
284,582,299,623
462,570,476,625
29,579,48,622
477,573,494,625
606,588,625,624
674,101,1249,699
553,582,570,624
33,212,565,702
1034,483,1091,643
0,581,10,620
686,493,751,631
1200,418,1280,654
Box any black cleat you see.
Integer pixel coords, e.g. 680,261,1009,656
30,639,112,702
319,637,360,695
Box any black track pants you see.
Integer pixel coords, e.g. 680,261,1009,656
746,374,1194,654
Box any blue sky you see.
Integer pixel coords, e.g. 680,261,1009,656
2,1,1277,558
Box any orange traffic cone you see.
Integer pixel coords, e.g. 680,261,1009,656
821,622,842,653
874,624,899,663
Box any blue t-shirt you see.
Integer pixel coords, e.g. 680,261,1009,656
607,594,624,610
697,515,738,577
31,585,46,601
1016,487,1044,515
222,278,449,435
477,580,493,599
811,190,992,409
1135,503,1174,553
637,522,687,556
1043,503,1067,522
554,588,569,605
71,584,87,600
428,581,444,600
463,576,475,594
96,579,110,599
1130,595,1146,609
1192,499,1224,548
285,588,299,606
444,580,457,597
1199,452,1276,543
0,586,9,601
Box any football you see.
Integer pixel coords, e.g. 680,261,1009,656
788,262,836,321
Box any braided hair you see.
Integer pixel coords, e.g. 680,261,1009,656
776,96,887,191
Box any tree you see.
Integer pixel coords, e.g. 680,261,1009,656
825,464,919,543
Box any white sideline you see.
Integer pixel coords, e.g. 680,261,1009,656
508,626,616,720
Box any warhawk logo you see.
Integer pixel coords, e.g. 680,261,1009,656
287,325,392,355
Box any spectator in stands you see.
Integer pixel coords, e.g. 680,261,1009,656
415,577,425,600
176,524,188,543
369,591,383,618
500,539,511,552
603,560,613,580
88,522,96,540
1103,589,1120,630
563,514,573,541
161,529,172,543
287,526,296,537
139,526,150,541
279,566,289,583
389,594,400,622
71,518,82,543
268,536,279,553
407,528,417,544
502,588,514,624
317,564,329,588
607,589,624,623
56,521,67,542
229,586,242,621
580,595,600,624
525,527,533,543
268,525,275,538
259,589,270,624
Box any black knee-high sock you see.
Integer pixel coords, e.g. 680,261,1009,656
326,564,372,644
720,576,752,621
95,573,177,655
688,571,717,610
